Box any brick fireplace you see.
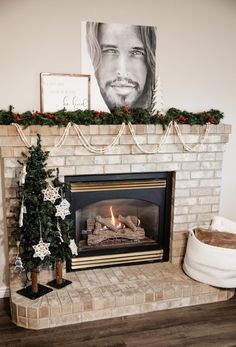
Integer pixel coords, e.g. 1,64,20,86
0,122,234,329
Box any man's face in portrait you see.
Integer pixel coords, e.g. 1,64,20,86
95,23,148,110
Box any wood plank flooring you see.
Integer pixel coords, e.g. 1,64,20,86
1,295,236,347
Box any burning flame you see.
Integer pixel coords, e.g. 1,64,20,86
110,206,116,226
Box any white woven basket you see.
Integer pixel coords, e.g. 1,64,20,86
183,216,236,288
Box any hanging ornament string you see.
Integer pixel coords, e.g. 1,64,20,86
12,121,210,154
174,122,210,152
128,121,173,154
50,122,72,153
12,123,31,147
12,122,72,150
73,122,126,153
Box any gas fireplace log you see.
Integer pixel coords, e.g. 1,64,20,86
118,215,137,232
95,216,119,232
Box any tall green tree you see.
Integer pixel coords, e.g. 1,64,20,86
17,135,73,276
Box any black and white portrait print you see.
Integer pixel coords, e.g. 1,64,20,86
81,21,157,112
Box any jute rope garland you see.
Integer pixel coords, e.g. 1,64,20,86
12,121,210,154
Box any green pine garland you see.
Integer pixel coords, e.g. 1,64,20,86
0,106,224,128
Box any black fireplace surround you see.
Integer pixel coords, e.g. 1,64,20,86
65,171,174,271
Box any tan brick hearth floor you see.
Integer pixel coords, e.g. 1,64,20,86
10,262,234,330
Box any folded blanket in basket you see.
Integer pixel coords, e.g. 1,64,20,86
194,228,236,249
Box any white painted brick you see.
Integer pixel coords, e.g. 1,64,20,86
104,164,130,174
189,205,211,213
177,125,191,134
190,188,212,196
197,213,215,222
77,125,90,135
212,204,220,212
176,171,190,180
45,146,76,156
74,146,95,155
197,153,215,161
207,144,225,152
135,124,148,134
76,165,104,175
201,161,222,170
212,187,221,195
199,179,221,187
59,166,76,176
205,135,223,143
86,125,98,134
158,144,182,153
174,214,196,223
191,171,214,179
47,157,65,167
224,124,232,134
173,224,189,232
173,153,197,162
4,167,16,178
121,155,147,164
131,163,158,172
175,189,190,197
99,125,121,135
91,135,116,145
215,153,224,160
176,180,199,189
214,170,222,178
66,156,94,166
147,154,173,163
176,134,201,144
198,196,220,204
4,158,20,168
107,145,131,155
174,206,189,215
134,162,182,172
120,135,147,145
182,162,201,170
220,134,229,143
95,156,121,165
175,197,198,206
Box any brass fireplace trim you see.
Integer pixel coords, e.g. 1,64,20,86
71,249,163,269
71,179,166,193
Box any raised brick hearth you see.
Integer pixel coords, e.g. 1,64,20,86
0,123,232,329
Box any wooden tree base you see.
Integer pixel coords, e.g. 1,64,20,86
16,284,53,300
47,278,72,289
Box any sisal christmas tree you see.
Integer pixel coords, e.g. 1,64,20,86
16,135,75,298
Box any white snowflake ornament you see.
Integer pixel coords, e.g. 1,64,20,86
69,239,78,256
42,183,61,204
55,199,70,220
33,239,51,261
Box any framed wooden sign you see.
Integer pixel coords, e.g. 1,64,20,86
40,73,91,112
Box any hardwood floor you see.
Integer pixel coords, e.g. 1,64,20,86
1,295,236,347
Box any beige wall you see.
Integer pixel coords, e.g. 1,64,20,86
0,0,235,294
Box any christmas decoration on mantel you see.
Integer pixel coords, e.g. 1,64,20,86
15,135,74,299
0,105,224,127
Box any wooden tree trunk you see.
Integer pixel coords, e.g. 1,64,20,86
31,268,38,293
56,260,63,285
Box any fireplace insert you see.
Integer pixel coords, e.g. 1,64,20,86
65,172,174,270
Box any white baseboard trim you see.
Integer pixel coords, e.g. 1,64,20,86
0,286,10,298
